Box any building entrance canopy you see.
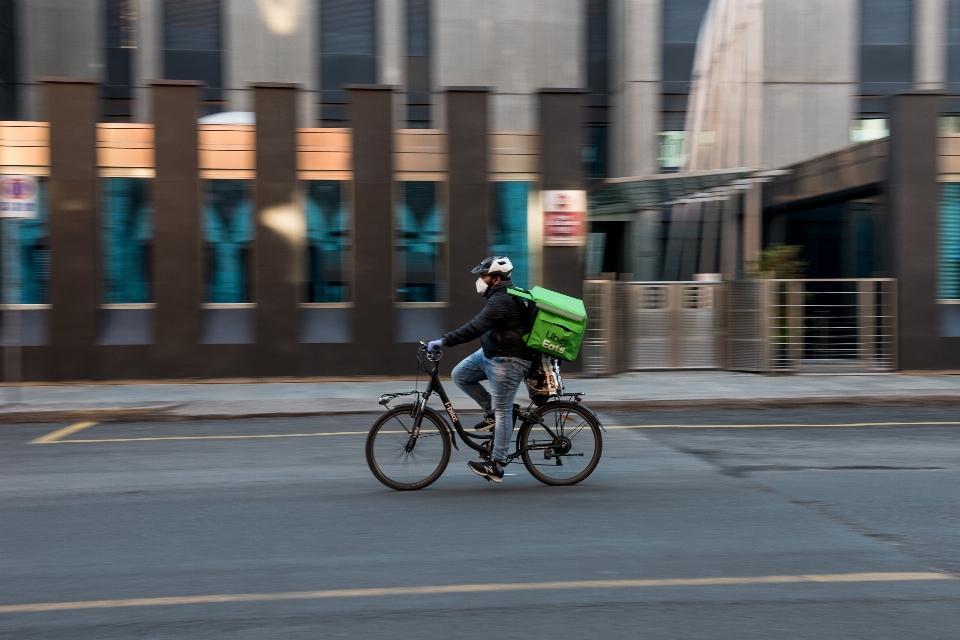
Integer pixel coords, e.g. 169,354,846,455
588,167,767,219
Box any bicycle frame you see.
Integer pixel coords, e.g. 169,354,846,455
379,346,578,462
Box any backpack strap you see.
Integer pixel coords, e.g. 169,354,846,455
507,287,533,301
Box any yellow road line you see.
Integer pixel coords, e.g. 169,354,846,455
29,422,98,445
55,431,379,443
606,421,960,430
37,421,960,444
0,572,951,614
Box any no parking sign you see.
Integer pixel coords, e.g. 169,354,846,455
0,175,39,219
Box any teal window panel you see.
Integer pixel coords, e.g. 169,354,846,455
941,183,960,300
203,179,253,303
490,182,529,289
395,181,445,303
101,177,152,304
0,179,49,304
305,180,350,303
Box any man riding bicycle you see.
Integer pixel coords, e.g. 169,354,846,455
426,256,532,483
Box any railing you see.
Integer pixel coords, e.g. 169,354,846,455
583,280,616,376
764,279,897,372
584,278,898,375
583,280,723,374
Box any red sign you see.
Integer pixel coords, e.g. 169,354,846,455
543,190,586,246
0,175,40,218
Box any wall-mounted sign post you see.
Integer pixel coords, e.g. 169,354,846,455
543,190,587,247
0,175,40,404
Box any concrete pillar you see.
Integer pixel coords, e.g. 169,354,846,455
45,78,99,380
446,88,489,346
253,83,300,374
915,0,947,90
743,181,763,271
719,195,741,280
378,0,405,129
538,88,585,373
610,0,661,177
349,85,395,370
887,91,960,368
151,80,202,377
539,89,585,300
19,1,102,121
134,0,162,123
224,0,315,124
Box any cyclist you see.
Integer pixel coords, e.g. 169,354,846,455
426,256,532,483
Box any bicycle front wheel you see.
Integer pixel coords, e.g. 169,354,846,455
519,401,602,486
366,405,451,491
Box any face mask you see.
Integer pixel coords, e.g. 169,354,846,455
476,277,488,295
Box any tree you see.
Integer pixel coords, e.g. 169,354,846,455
751,244,807,279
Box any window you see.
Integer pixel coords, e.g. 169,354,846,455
104,0,137,121
203,180,253,303
583,125,608,179
395,181,445,302
851,119,889,143
0,0,16,120
305,181,351,303
661,0,710,172
163,0,222,104
584,0,609,181
862,0,913,45
941,184,960,301
948,0,960,92
406,0,431,128
662,0,710,88
490,182,530,289
860,0,914,95
658,131,687,170
102,178,152,304
320,0,377,125
0,180,49,304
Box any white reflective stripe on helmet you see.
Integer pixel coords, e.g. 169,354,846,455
486,257,513,275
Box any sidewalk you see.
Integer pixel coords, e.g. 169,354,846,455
1,371,960,422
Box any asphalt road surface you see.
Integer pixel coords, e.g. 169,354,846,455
3,407,960,638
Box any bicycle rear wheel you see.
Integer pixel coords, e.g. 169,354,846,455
518,401,602,486
366,405,451,491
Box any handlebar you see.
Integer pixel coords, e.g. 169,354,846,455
419,340,443,362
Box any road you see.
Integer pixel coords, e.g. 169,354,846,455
3,407,960,638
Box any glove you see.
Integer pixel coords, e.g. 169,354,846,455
427,339,444,353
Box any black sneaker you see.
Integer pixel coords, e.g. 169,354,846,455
473,410,496,431
468,458,505,483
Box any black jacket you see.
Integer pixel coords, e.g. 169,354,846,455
443,280,532,360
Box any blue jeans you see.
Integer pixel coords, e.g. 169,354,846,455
452,349,531,463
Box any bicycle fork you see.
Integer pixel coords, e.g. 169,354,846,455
404,394,428,453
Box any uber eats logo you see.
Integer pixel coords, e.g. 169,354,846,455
541,330,568,354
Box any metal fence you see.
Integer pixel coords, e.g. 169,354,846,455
763,279,897,373
584,278,898,374
583,280,722,374
583,280,616,376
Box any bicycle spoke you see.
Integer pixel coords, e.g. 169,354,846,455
367,407,450,490
520,403,602,486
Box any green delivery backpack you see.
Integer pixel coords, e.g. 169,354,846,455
508,286,588,362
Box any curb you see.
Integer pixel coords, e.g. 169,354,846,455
2,394,960,423
587,394,960,412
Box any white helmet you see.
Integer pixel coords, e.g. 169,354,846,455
471,256,514,279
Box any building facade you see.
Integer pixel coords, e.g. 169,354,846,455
2,0,960,378
5,1,958,179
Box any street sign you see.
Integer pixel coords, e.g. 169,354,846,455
543,190,587,246
0,175,40,219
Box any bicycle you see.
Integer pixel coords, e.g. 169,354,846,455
365,341,604,491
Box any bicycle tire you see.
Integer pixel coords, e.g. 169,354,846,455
366,404,452,491
518,401,603,486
